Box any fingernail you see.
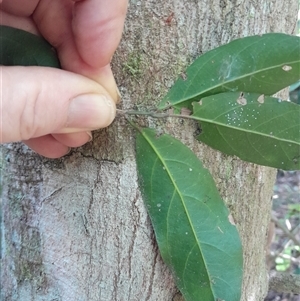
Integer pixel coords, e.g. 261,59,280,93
67,93,116,130
65,147,72,155
116,86,121,103
86,131,93,142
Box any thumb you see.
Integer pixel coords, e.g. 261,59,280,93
1,66,116,143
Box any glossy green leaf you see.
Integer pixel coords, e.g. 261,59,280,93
159,33,300,110
193,92,300,170
0,25,60,68
136,128,243,301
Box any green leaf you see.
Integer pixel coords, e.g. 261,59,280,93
136,128,243,301
159,33,300,110
0,25,60,68
192,92,300,170
275,247,293,272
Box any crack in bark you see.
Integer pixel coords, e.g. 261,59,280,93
145,239,159,301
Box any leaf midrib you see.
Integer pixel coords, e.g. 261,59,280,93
192,115,300,145
177,59,299,105
141,130,214,291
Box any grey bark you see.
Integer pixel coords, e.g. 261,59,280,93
269,272,300,294
1,0,298,300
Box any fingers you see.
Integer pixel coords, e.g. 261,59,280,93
24,135,70,158
1,0,126,158
0,0,39,17
0,66,116,143
33,0,127,101
0,10,40,35
72,0,128,68
24,131,92,158
52,131,92,147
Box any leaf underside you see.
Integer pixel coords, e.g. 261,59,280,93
136,128,243,301
159,33,300,110
193,92,300,170
0,25,60,68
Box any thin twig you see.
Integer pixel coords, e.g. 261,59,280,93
271,215,300,246
116,109,196,120
271,222,300,259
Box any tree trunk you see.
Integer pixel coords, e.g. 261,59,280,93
1,1,298,300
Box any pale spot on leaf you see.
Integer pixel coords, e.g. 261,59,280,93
237,94,247,106
257,94,265,104
217,226,224,233
282,65,292,71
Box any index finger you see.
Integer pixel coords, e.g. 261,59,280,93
33,0,127,101
73,0,128,68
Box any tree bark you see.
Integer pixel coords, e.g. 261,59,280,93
1,0,298,300
269,272,300,294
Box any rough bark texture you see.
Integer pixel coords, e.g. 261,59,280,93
269,272,300,294
1,1,298,300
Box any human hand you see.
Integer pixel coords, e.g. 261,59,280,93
0,0,128,158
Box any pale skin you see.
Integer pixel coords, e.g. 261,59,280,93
0,0,128,158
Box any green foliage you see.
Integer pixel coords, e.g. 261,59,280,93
136,128,243,301
275,246,300,272
0,25,60,68
135,33,300,299
192,92,300,170
159,33,300,110
2,26,300,300
286,203,300,218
